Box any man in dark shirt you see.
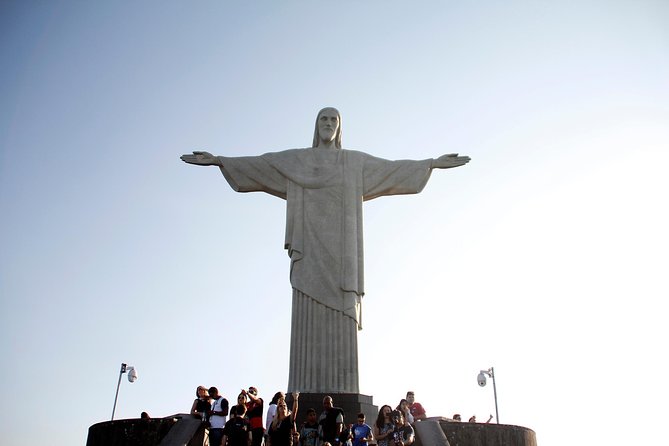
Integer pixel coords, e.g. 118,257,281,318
223,404,252,446
318,396,344,445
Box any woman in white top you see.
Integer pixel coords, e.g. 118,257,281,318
266,392,286,432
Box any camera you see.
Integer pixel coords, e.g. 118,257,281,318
477,371,487,387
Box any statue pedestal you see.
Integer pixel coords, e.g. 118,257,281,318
288,392,378,426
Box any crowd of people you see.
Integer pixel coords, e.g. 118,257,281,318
190,385,301,446
190,387,491,446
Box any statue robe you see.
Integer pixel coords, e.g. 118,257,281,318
219,147,433,392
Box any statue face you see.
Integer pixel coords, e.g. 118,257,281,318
317,108,340,144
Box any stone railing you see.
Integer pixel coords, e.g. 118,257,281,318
86,413,207,446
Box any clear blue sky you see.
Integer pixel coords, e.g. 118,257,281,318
1,1,668,445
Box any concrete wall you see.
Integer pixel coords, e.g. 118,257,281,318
86,413,537,446
86,414,206,446
430,419,536,446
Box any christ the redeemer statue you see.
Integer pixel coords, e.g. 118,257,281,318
181,107,470,393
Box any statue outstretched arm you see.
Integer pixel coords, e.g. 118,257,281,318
180,151,223,167
431,153,471,169
181,150,288,198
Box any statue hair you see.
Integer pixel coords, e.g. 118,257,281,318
312,107,342,149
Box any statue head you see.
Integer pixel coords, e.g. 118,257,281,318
312,107,342,149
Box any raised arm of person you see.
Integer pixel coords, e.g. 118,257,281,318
246,389,260,404
291,392,300,421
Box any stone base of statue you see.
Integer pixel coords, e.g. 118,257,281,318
288,392,378,427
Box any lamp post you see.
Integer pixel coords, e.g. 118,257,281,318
111,362,138,420
477,367,499,424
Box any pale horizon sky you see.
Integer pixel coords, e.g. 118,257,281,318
1,1,668,445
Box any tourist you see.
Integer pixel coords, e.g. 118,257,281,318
373,405,394,446
405,392,426,421
267,392,286,433
245,387,265,446
395,400,413,425
223,404,252,446
318,396,344,446
209,387,230,446
267,393,299,446
190,386,211,423
230,391,248,418
389,410,414,446
351,413,373,446
299,408,319,446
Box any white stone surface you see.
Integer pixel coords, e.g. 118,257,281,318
181,107,470,393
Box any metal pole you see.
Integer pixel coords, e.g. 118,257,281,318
491,367,499,424
111,363,127,421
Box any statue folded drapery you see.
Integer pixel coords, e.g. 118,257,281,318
219,148,433,392
181,107,470,393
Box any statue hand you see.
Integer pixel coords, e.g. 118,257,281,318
432,153,470,169
180,151,221,166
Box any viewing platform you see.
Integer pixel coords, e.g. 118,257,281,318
87,413,536,446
